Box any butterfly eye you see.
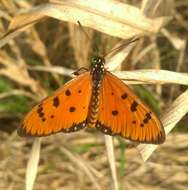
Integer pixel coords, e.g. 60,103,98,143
91,57,97,63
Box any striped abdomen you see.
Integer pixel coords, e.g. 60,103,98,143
87,56,105,127
87,79,102,127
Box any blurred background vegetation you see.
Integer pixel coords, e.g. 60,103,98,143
0,0,187,190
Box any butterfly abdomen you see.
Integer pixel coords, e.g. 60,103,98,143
87,56,105,127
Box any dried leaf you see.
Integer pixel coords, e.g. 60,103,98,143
137,89,188,161
0,0,169,47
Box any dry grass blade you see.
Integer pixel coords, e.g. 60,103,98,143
0,23,37,48
68,23,93,68
26,29,62,86
141,0,174,17
161,28,186,50
0,48,46,97
105,38,138,71
115,70,188,85
0,0,169,48
131,42,156,66
51,0,166,33
104,135,119,190
0,90,38,101
137,89,188,161
60,146,102,190
26,138,41,190
28,66,188,85
28,65,74,77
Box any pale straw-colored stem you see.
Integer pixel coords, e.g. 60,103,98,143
26,138,41,190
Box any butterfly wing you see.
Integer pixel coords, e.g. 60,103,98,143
18,72,92,137
96,71,165,144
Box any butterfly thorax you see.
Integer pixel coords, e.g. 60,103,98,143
87,56,105,127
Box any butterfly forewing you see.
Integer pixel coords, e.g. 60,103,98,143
18,72,92,137
97,71,165,144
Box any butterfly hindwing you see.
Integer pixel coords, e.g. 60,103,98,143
96,71,165,144
18,72,92,137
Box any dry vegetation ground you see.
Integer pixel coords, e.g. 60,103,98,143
1,132,188,190
0,0,188,190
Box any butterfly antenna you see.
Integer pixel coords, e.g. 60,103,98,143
77,21,91,41
103,37,140,58
77,21,99,56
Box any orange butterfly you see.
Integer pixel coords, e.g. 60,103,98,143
18,56,165,144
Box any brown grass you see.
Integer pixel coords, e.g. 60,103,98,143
1,132,188,190
0,0,187,190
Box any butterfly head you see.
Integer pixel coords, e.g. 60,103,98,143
91,56,105,80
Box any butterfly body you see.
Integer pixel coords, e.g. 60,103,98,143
18,56,165,144
88,56,105,128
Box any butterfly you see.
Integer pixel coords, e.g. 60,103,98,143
18,56,165,144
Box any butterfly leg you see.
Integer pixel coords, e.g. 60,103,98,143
73,67,89,76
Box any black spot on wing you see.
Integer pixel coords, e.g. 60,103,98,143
143,112,152,124
140,123,144,127
65,89,71,96
69,106,76,112
121,93,128,99
37,105,46,121
53,96,60,107
143,118,148,124
39,112,44,118
112,110,118,116
130,101,138,112
37,107,43,113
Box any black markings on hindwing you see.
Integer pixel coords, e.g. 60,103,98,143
96,121,115,136
61,121,86,133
